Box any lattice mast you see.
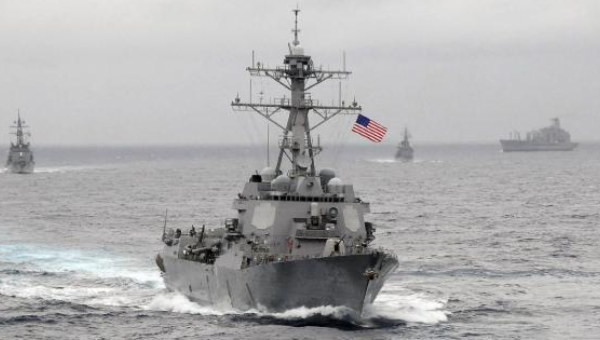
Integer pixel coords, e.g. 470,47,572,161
10,111,30,147
232,8,361,177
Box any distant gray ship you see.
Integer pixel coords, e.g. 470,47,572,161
500,118,578,152
395,127,413,161
155,9,398,314
5,113,35,174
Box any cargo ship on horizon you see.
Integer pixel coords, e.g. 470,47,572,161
500,118,577,152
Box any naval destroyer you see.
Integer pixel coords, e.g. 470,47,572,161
5,113,35,174
395,127,413,161
500,118,578,152
156,9,398,314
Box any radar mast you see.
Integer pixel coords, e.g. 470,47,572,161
10,110,30,147
232,8,362,178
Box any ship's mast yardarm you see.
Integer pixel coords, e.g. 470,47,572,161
10,111,30,147
232,8,362,177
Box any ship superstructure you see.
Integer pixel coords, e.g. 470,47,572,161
156,9,398,314
395,126,413,161
5,112,35,174
500,118,578,152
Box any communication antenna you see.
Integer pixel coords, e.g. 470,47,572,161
231,8,362,177
292,7,300,46
162,209,168,240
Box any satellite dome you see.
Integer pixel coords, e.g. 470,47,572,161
260,167,277,182
271,175,291,192
327,177,344,194
318,168,336,187
291,44,304,56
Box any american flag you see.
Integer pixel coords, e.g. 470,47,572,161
351,114,387,143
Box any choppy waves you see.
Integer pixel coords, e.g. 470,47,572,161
0,243,448,330
34,165,104,174
0,244,161,310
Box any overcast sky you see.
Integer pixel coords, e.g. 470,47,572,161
1,0,599,146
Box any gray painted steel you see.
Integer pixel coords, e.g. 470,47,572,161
157,9,398,314
395,127,414,161
500,118,578,152
5,113,34,174
161,251,397,312
499,140,578,152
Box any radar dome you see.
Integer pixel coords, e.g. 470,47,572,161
271,175,291,192
318,168,336,187
327,177,344,194
260,167,277,182
291,44,304,56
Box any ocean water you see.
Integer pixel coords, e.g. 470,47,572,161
1,144,599,339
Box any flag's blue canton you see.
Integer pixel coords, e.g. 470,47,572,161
356,114,370,127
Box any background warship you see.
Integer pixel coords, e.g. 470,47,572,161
395,127,414,161
156,9,398,314
5,113,35,174
500,118,578,152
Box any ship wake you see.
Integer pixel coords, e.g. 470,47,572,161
1,244,448,329
34,165,100,174
143,288,449,329
0,244,162,309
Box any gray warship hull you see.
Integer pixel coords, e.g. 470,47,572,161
160,251,398,313
6,157,34,174
500,140,578,152
395,147,413,161
158,9,399,317
6,113,34,174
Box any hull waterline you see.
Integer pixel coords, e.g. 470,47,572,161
500,140,578,152
159,252,398,313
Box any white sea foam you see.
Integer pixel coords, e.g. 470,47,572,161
1,166,95,174
0,283,114,301
364,289,449,324
257,289,448,325
0,244,164,309
143,292,227,315
140,288,449,326
1,244,448,325
0,244,161,286
142,293,356,320
34,165,98,174
270,305,351,318
368,159,398,163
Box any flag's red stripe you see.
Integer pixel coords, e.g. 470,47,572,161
354,130,380,142
352,126,377,139
368,127,386,137
352,124,385,140
369,121,386,130
352,124,383,138
368,122,387,134
355,124,386,139
351,115,388,143
352,124,384,142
